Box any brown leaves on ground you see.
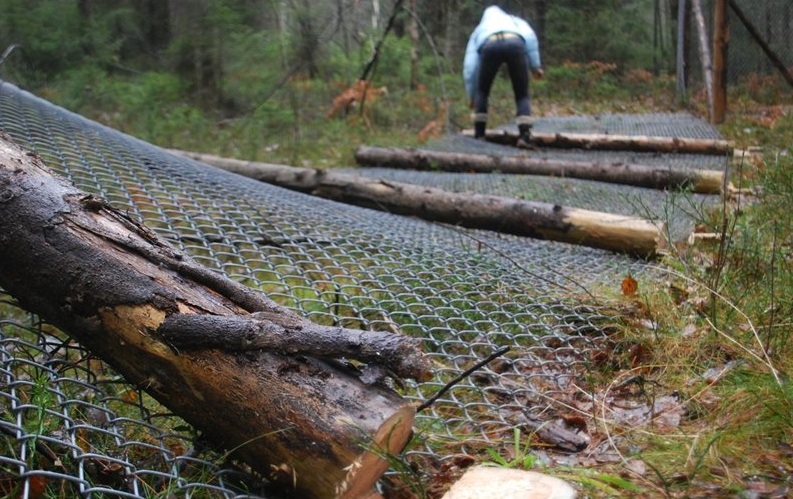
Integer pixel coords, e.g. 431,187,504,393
416,101,449,142
621,274,638,297
326,79,388,122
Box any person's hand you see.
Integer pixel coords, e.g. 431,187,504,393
468,98,475,109
532,68,545,79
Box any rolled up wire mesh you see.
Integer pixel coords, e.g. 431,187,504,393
0,80,727,497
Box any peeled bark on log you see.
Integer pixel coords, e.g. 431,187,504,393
170,150,665,257
354,145,725,194
464,129,733,156
0,133,424,499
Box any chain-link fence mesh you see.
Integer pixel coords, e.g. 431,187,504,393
0,80,729,497
690,0,793,87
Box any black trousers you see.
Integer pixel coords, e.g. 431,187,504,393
474,37,531,121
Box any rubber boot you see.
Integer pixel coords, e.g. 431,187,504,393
474,121,487,140
516,123,534,149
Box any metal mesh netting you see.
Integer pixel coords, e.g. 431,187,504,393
693,0,793,86
351,113,726,243
0,80,728,498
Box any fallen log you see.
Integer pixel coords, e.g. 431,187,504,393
171,150,665,257
354,145,725,194
463,128,734,156
0,133,428,499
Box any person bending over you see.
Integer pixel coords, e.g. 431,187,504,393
463,5,544,147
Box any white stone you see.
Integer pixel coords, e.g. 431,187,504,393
441,465,577,499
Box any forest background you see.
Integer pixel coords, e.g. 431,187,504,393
0,0,789,166
0,0,792,496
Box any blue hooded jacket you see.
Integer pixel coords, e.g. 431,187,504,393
462,6,542,100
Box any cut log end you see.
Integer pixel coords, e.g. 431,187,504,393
441,466,577,499
337,404,416,499
558,207,666,258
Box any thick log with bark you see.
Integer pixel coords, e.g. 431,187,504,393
464,129,733,156
171,150,665,257
0,134,428,499
354,145,725,194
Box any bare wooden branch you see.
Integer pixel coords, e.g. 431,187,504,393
354,145,726,194
156,312,431,381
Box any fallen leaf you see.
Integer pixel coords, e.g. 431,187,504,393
621,275,638,296
561,414,588,432
25,475,47,499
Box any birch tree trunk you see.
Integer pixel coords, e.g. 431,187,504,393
692,0,715,121
372,0,380,30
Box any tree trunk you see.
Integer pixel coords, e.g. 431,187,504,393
465,128,733,156
712,0,729,124
0,134,422,499
171,150,665,257
692,0,715,121
408,0,419,90
676,0,689,100
354,145,725,194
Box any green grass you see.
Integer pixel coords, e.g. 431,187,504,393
581,144,793,496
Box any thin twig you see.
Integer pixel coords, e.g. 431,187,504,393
0,44,18,67
417,346,510,412
359,0,406,83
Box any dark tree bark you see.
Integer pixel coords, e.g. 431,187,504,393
0,134,424,499
171,149,665,257
354,145,725,194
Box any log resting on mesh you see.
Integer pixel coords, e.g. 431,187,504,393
354,145,726,195
0,133,427,499
170,150,666,258
462,127,734,156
